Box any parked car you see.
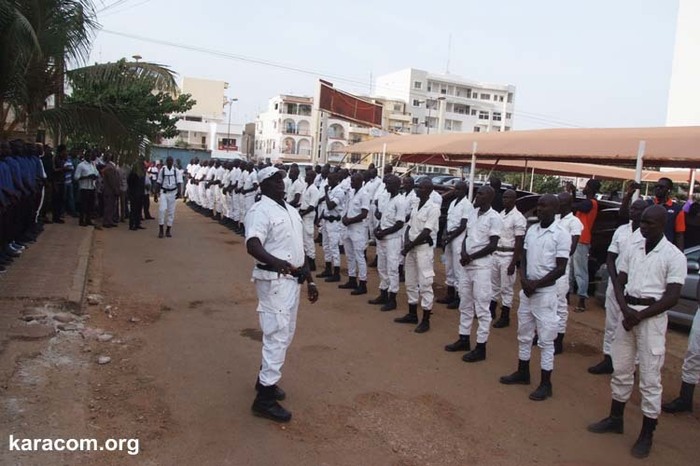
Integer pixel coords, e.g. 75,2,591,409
594,245,698,329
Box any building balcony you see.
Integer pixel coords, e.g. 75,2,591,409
281,129,312,136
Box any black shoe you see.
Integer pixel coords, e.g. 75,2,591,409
369,289,388,305
588,412,624,434
351,280,368,295
554,333,565,355
395,304,418,324
529,370,553,401
445,335,470,352
255,379,286,401
338,277,358,289
414,310,431,333
166,227,172,238
251,387,291,423
380,292,397,311
588,354,614,375
631,416,657,459
325,267,341,283
158,226,164,238
462,342,487,363
437,286,455,305
446,294,460,310
493,306,510,328
662,382,695,413
317,262,332,279
500,360,531,385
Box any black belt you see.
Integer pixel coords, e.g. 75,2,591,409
256,263,309,283
161,187,178,192
324,216,341,222
625,295,656,306
496,246,515,252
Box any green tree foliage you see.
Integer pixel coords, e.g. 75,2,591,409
483,170,564,194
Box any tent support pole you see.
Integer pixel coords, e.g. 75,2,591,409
690,169,696,198
633,140,646,201
522,159,528,188
529,167,535,192
468,142,477,201
381,143,387,175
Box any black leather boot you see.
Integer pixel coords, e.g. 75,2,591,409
317,262,332,278
395,303,418,324
445,335,470,352
307,256,317,272
631,416,657,459
338,276,358,289
493,306,510,328
462,342,487,363
588,354,614,375
529,369,553,401
368,289,388,305
414,309,431,333
437,286,455,304
662,382,695,413
325,266,341,282
554,333,565,355
380,292,397,311
489,300,498,319
251,385,292,423
588,399,625,434
166,226,172,237
500,359,531,385
447,292,460,310
255,378,286,401
351,280,368,295
158,225,164,238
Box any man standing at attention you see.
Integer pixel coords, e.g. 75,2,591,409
500,194,570,401
437,181,472,310
339,173,370,295
156,156,183,238
587,205,686,459
394,178,440,333
491,189,526,328
245,166,319,423
298,170,320,271
572,179,601,312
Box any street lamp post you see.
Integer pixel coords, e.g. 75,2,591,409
226,98,238,151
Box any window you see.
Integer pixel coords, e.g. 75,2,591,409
474,126,481,132
412,117,419,125
412,99,421,107
493,112,502,121
201,136,206,146
478,110,489,120
414,81,422,89
480,93,491,100
274,103,279,110
506,113,512,119
393,103,403,111
508,93,514,103
184,116,202,122
470,109,477,116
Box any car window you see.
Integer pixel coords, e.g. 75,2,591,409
686,249,700,264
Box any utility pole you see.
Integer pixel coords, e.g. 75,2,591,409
226,97,238,150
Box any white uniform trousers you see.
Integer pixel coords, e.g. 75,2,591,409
405,244,435,310
517,289,558,371
211,185,222,214
301,215,316,259
231,193,240,221
244,194,256,212
444,232,466,287
377,236,401,293
602,279,622,355
158,190,177,226
198,183,207,207
344,224,368,280
237,193,246,221
256,278,301,386
459,265,493,342
322,220,342,266
368,205,378,243
682,309,700,384
611,311,667,419
186,181,195,202
491,251,516,307
555,275,569,334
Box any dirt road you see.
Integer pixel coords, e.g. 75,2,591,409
3,203,698,465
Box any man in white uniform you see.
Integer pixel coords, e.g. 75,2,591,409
318,173,347,282
369,175,406,312
299,170,320,271
394,178,440,333
245,167,319,423
588,199,646,374
286,164,305,208
446,186,501,362
500,194,570,402
588,205,686,459
156,156,183,238
663,302,699,413
437,181,472,309
229,159,242,232
363,168,382,246
552,191,583,354
243,162,258,214
491,189,527,328
339,173,370,295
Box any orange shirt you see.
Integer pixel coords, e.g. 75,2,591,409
575,199,598,245
652,197,685,233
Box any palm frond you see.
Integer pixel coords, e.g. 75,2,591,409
68,60,179,94
36,102,130,142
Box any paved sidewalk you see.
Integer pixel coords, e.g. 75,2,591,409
0,223,93,306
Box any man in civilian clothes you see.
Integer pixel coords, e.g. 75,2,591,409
571,179,600,312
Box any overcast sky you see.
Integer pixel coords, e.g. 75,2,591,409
89,0,679,130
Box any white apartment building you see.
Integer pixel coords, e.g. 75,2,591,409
374,68,516,134
160,77,244,158
667,0,700,126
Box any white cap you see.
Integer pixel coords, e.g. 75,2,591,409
257,166,284,183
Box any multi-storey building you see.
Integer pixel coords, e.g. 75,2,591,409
374,68,516,134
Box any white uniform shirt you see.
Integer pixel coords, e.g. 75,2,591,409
245,195,305,281
380,193,408,240
283,175,292,197
231,167,241,189
222,169,231,189
446,196,474,232
147,165,159,181
608,223,643,269
403,191,419,220
239,170,249,191
205,165,216,182
286,177,306,204
464,208,503,267
244,170,258,196
324,184,347,218
195,165,207,181
498,207,528,249
523,221,572,283
73,160,98,190
619,235,687,302
407,198,440,246
345,187,371,228
156,166,183,190
364,177,382,204
300,183,320,216
429,190,443,207
215,166,226,183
